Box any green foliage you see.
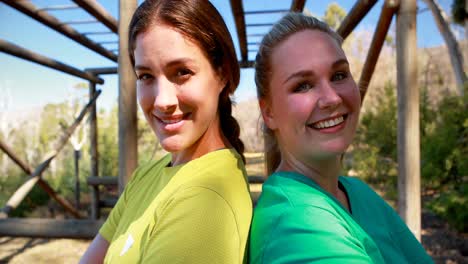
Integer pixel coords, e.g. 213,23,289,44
421,87,468,189
98,105,119,177
452,0,467,25
349,82,398,185
322,2,346,29
347,82,467,231
427,184,467,231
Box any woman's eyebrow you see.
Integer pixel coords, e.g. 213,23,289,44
332,58,349,68
283,70,315,84
134,65,151,72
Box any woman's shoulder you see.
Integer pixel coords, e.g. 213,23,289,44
258,171,334,208
168,148,252,211
339,176,383,201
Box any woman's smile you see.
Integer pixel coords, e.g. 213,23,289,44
308,114,348,134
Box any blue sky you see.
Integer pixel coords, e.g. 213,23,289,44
0,0,460,112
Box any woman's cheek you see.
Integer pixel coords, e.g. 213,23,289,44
138,90,154,111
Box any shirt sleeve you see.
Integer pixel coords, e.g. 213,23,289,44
261,206,376,264
98,182,129,242
352,178,434,264
98,164,145,242
384,204,434,263
140,186,241,264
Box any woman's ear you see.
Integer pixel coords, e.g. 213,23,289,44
259,98,277,130
216,68,228,94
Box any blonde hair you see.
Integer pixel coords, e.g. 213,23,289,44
255,12,343,174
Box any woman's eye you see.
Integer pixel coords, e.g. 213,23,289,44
137,73,153,81
332,72,348,82
176,68,192,77
293,82,313,93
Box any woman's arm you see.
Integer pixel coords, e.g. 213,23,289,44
79,234,109,264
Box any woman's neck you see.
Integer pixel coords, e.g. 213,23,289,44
277,151,342,198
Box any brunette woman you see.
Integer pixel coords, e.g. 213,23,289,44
81,1,252,263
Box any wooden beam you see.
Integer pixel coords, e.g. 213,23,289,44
423,0,466,95
0,218,104,239
0,140,32,175
290,0,306,12
85,67,118,75
2,0,117,62
0,140,82,218
396,0,421,240
230,0,248,62
72,0,118,33
1,91,101,217
359,1,399,101
337,0,378,40
0,39,104,84
118,0,138,193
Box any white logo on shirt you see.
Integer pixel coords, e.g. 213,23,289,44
120,234,134,256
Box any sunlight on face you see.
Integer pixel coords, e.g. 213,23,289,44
134,25,225,158
263,29,361,163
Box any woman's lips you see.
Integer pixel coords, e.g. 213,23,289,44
308,114,348,133
154,113,190,132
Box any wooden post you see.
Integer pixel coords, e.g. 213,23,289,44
0,91,100,217
118,0,138,194
0,218,104,239
89,81,100,219
230,0,248,63
0,140,82,218
337,0,378,40
396,0,421,240
74,150,81,209
423,0,466,95
359,0,399,101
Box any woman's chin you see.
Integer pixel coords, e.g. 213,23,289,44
160,140,185,153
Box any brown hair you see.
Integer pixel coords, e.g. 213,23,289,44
128,0,245,163
255,13,343,174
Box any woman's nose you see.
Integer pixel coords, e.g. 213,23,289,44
154,78,178,113
317,81,342,109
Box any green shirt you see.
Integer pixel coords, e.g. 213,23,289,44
250,171,433,264
100,149,253,263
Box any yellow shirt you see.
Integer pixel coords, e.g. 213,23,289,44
100,149,252,263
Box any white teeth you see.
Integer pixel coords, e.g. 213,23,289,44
313,116,344,129
161,118,182,124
